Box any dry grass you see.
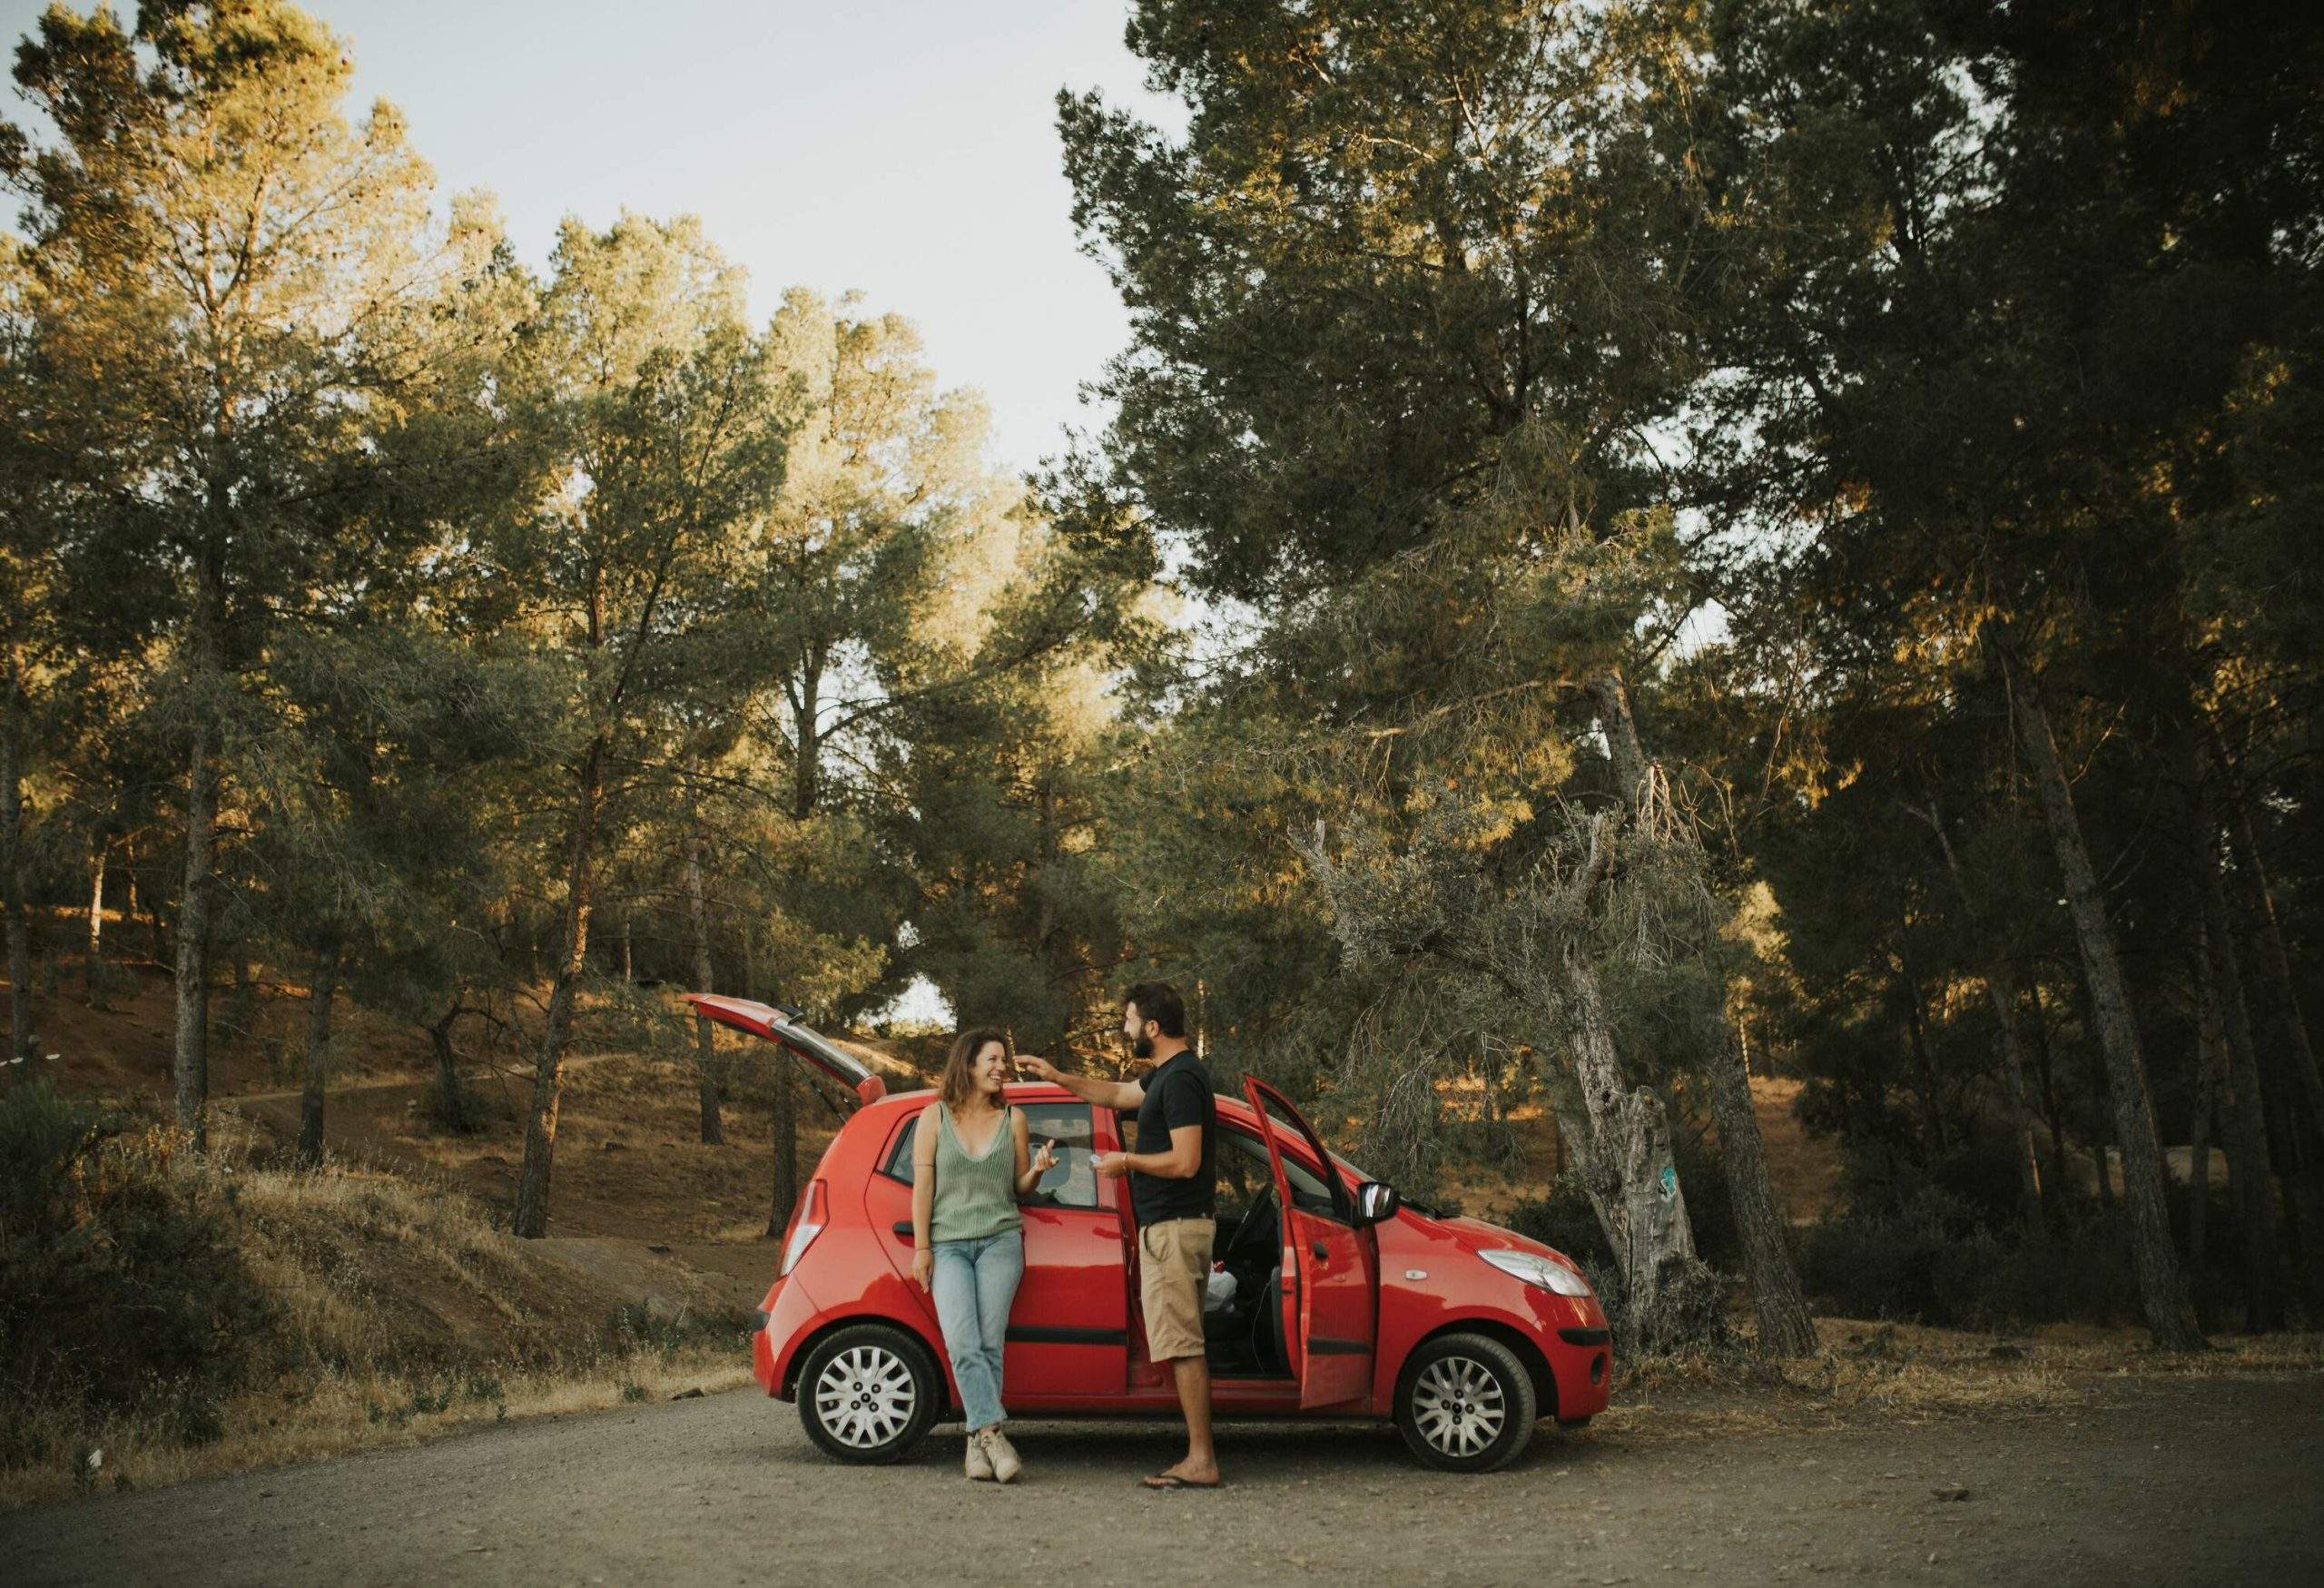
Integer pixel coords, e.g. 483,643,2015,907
3,1114,754,1511
1593,1317,2324,1445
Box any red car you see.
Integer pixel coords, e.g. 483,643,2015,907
689,995,1613,1473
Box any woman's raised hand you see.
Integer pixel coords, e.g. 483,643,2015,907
1030,1138,1059,1176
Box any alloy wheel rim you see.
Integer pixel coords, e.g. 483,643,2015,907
813,1344,916,1449
1412,1355,1508,1458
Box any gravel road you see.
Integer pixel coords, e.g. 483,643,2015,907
12,1374,2319,1585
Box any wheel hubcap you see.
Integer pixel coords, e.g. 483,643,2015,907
813,1345,915,1448
1413,1356,1507,1458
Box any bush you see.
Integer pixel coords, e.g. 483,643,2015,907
1504,1172,1605,1267
0,1082,269,1466
1799,1187,2139,1329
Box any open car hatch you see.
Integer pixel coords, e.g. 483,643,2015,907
683,994,889,1108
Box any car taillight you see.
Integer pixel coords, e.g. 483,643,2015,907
780,1179,828,1277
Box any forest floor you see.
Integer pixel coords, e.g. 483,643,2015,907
11,1359,2320,1585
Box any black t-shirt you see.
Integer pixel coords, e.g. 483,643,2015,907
1130,1049,1216,1226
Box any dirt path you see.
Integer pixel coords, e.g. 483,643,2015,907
12,1373,2319,1585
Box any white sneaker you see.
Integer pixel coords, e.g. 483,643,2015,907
980,1426,1022,1484
965,1430,993,1481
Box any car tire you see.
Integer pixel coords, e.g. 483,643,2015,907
1393,1331,1540,1474
796,1324,942,1465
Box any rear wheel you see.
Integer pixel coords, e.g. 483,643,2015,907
796,1324,940,1465
1393,1332,1539,1473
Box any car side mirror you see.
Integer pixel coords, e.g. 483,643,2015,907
1354,1180,1401,1227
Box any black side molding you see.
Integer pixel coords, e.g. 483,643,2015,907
1005,1326,1128,1346
1559,1327,1611,1346
1306,1337,1371,1356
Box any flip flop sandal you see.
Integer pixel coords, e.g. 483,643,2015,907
1141,1473,1224,1490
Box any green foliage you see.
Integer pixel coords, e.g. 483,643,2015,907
0,1083,267,1465
1799,1191,2140,1333
2,0,2319,1350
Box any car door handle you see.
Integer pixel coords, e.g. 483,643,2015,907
1311,1240,1328,1261
891,1221,914,1240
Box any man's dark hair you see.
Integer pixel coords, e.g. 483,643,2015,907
1122,981,1187,1039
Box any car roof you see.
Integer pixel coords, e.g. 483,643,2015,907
860,1081,1260,1119
849,1084,1319,1169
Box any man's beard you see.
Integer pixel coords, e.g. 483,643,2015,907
1127,1033,1155,1060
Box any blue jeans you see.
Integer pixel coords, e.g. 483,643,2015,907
930,1228,1023,1432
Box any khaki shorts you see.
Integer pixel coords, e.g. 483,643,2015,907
1137,1217,1216,1363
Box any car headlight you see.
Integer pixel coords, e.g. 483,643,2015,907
1479,1248,1593,1297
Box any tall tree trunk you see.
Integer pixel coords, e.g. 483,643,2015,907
2188,916,2221,1327
1589,671,1649,805
173,711,218,1148
1709,1021,1818,1356
124,833,162,964
514,740,604,1239
2204,719,2324,1154
123,838,141,947
1597,698,1807,1353
1896,934,1952,1155
1986,962,2044,1221
686,817,724,1145
296,942,340,1167
2086,1036,2117,1216
1921,804,2043,1220
2,658,32,1068
2202,832,2282,1332
2008,670,2203,1348
429,1006,474,1132
84,841,107,1008
1541,952,1708,1352
2029,984,2073,1206
229,943,255,1053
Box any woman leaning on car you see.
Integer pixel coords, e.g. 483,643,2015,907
909,1027,1057,1484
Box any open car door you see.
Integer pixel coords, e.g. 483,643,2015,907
1242,1077,1375,1408
684,994,888,1108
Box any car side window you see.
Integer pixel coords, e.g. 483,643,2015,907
1122,1109,1338,1219
881,1103,1102,1211
1248,1091,1354,1222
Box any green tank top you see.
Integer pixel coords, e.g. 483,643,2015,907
928,1100,1023,1244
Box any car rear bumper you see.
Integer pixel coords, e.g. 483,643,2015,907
756,1272,821,1400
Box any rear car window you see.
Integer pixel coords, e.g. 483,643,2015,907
881,1102,1101,1211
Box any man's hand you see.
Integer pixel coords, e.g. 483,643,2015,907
1091,1150,1130,1180
1014,1053,1060,1083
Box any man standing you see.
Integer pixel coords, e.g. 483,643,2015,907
1018,981,1220,1489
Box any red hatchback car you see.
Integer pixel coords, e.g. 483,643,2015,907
689,995,1613,1473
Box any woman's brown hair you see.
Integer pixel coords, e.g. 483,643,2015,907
939,1026,1011,1111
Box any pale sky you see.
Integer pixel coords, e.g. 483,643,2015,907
1,0,1184,477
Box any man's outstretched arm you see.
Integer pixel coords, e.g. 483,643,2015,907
1015,1053,1144,1113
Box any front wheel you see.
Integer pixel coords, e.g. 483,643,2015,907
1393,1332,1540,1473
796,1324,941,1465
